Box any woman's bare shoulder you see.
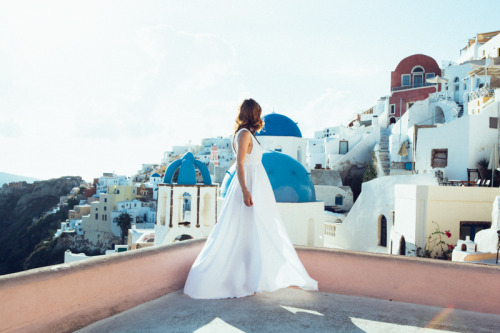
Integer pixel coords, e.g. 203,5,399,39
236,128,251,141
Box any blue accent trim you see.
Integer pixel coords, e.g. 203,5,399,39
255,113,302,138
178,158,197,185
163,160,182,184
163,152,212,185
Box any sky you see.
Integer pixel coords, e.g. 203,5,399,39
1,0,499,182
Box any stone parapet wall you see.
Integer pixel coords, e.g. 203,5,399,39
1,241,500,332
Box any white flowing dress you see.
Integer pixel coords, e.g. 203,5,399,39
184,128,318,299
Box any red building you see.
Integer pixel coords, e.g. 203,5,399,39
388,54,441,124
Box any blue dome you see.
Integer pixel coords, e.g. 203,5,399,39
163,152,212,185
221,151,315,203
255,113,302,138
151,173,161,178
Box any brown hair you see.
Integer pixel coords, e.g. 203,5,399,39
234,98,263,134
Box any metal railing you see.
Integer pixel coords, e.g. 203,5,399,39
468,85,495,101
392,82,434,92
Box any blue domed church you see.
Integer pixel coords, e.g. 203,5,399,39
255,113,309,168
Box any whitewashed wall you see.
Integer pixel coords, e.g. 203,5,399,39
328,175,436,253
258,136,308,167
277,201,325,247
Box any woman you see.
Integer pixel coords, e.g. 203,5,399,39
184,98,318,299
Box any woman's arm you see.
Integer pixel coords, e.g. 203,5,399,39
236,130,253,207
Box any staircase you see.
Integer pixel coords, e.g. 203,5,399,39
457,103,464,118
377,129,391,176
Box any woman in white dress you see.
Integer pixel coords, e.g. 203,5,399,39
184,98,318,299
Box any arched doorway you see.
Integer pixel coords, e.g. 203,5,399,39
378,215,387,247
389,117,396,125
434,106,445,124
399,236,406,255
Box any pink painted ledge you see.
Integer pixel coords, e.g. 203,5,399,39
1,239,500,333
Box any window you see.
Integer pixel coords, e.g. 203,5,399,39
95,213,98,219
104,198,107,203
490,117,498,129
425,73,435,84
431,149,448,168
104,206,107,211
402,74,411,86
390,104,395,115
460,221,491,241
335,195,343,206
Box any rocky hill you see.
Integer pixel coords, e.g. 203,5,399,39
0,176,82,275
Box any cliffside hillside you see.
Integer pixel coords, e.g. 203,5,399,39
0,176,82,275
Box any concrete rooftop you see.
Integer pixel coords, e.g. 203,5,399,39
77,288,500,333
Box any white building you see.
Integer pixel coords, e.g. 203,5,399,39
457,30,500,65
96,173,131,194
325,175,437,253
393,184,500,257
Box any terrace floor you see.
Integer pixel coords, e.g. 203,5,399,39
78,288,500,333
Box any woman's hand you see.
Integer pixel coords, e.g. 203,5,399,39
243,189,253,207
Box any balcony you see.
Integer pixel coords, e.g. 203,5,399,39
1,240,500,332
392,82,435,92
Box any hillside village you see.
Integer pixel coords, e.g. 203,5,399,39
9,29,500,269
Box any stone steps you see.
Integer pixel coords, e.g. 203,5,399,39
458,104,464,118
377,129,391,175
